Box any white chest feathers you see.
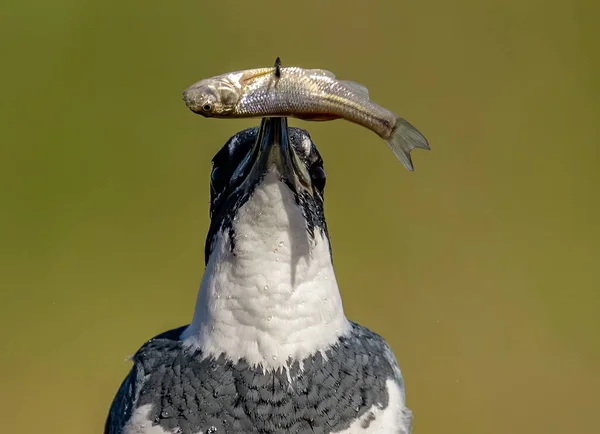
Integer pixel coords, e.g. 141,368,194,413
182,169,351,370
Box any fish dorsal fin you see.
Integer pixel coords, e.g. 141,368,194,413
274,57,282,78
339,80,370,98
308,68,336,79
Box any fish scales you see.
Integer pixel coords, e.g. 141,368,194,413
236,67,396,137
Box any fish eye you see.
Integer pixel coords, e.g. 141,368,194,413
202,103,212,112
311,165,326,191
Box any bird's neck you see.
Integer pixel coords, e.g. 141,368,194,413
182,171,350,370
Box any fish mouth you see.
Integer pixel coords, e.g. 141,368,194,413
182,85,209,115
233,117,313,197
182,79,218,116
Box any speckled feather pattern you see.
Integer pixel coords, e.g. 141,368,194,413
105,323,408,434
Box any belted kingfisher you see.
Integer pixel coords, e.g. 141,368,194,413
105,117,412,433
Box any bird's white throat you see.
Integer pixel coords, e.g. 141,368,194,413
182,168,350,369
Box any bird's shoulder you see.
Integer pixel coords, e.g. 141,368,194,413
343,321,407,386
104,325,189,434
340,321,412,433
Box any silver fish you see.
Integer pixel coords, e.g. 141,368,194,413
183,58,429,171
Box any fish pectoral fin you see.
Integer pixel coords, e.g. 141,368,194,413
308,68,337,79
339,80,370,98
295,113,341,121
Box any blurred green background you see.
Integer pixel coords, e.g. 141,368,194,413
1,1,599,433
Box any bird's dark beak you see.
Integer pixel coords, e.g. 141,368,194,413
232,117,312,196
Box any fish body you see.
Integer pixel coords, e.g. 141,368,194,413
183,64,429,170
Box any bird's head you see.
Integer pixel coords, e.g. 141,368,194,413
205,117,330,265
187,118,348,366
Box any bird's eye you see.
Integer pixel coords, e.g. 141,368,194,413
311,165,326,191
202,103,212,112
210,166,227,193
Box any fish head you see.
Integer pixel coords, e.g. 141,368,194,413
182,74,240,117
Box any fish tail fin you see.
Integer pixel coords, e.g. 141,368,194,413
385,118,430,171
